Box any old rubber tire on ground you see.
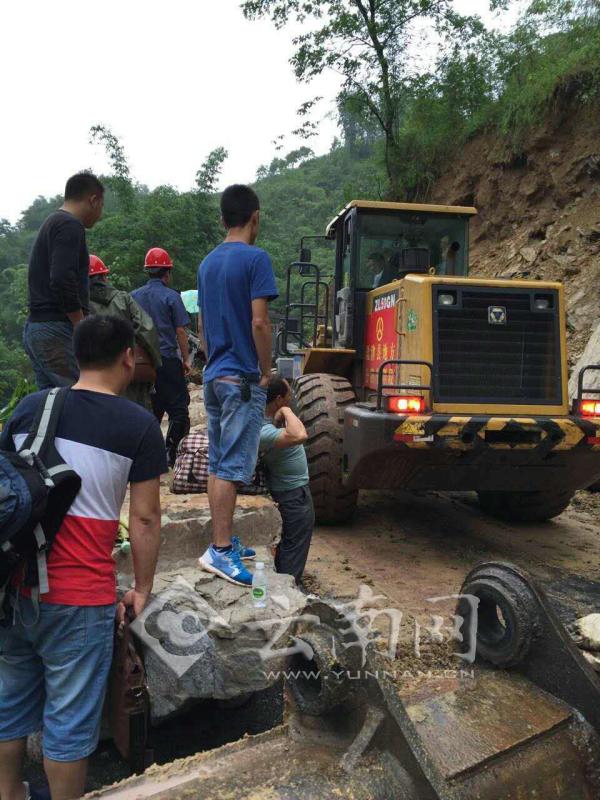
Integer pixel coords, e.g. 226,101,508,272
477,489,574,522
293,373,358,525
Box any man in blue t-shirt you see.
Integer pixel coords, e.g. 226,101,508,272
197,185,279,587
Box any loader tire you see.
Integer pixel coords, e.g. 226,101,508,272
477,489,574,523
293,373,358,525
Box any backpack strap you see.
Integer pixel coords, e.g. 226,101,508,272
19,388,71,601
20,387,70,459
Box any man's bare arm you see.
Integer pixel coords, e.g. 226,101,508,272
272,407,307,449
252,297,272,387
119,477,161,621
176,326,191,376
197,309,207,357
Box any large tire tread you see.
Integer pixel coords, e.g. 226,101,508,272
478,489,574,523
293,373,358,525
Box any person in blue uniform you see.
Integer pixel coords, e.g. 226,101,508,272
131,248,191,466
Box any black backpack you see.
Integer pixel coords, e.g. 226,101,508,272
0,388,82,623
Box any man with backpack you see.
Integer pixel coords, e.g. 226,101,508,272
88,254,161,410
0,314,167,800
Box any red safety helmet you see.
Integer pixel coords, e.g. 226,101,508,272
89,255,110,276
144,248,173,269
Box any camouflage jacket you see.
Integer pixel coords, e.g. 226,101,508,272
89,279,162,368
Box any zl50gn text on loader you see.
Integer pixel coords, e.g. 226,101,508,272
277,200,600,524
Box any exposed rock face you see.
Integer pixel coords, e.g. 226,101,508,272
121,556,306,724
432,98,600,367
569,321,600,400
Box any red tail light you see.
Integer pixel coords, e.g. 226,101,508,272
581,400,600,416
387,395,425,414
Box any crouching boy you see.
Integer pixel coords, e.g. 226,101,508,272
260,376,314,585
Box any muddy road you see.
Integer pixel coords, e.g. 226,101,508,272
305,489,600,632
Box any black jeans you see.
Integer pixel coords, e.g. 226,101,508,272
152,356,190,465
152,357,189,426
271,484,314,585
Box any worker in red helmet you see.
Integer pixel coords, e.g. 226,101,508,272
88,255,161,410
131,248,191,466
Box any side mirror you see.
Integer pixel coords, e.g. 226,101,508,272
300,247,312,264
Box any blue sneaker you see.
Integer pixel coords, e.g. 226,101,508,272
231,536,256,561
198,545,253,587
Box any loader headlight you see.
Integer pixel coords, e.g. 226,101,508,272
387,395,425,414
533,294,553,310
438,292,457,307
581,400,600,417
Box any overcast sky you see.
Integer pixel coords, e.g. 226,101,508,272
1,0,522,224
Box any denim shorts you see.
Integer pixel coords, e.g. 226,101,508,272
204,377,267,485
0,598,116,762
23,321,79,390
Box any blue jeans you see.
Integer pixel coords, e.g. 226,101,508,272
204,377,267,485
0,598,116,761
23,321,79,390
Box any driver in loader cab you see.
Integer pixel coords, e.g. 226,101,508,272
366,251,388,288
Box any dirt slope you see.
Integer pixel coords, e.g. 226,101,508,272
431,94,600,368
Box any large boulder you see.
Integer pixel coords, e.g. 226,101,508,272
118,491,281,574
121,555,307,724
115,488,294,725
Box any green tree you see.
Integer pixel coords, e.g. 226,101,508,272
90,125,136,212
242,0,483,196
196,147,229,194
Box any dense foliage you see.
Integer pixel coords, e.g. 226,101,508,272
245,0,600,199
1,0,599,404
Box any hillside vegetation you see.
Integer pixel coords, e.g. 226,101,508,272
1,0,600,404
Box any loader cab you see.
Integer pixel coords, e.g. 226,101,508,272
328,201,476,350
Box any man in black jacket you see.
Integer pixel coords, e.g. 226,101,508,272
23,173,105,390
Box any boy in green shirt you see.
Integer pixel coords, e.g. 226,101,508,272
260,376,314,585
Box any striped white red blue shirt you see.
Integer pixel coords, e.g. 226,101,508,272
0,389,167,605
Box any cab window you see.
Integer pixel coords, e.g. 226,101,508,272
357,212,469,289
342,215,352,288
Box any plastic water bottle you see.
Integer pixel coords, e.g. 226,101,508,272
252,562,268,608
